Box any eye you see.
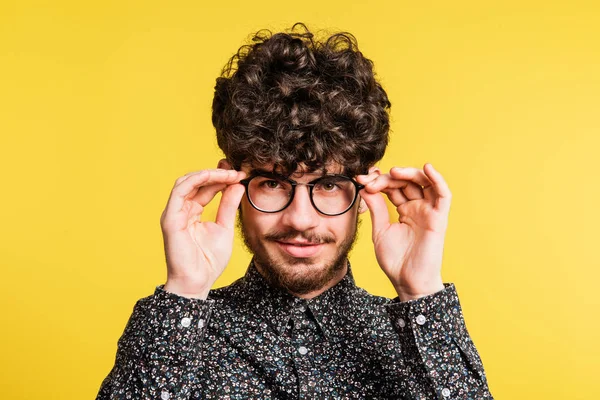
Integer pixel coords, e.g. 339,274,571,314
253,177,291,191
321,182,338,191
261,180,282,189
315,179,342,193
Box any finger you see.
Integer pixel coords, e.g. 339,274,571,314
215,183,246,228
361,173,394,193
389,167,435,201
381,187,409,205
359,190,390,237
364,174,425,201
396,202,417,226
388,167,431,187
423,163,452,212
385,181,424,202
191,183,228,207
362,174,416,193
173,167,236,186
177,170,244,202
166,170,245,217
400,181,425,201
355,169,381,186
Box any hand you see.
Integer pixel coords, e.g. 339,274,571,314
356,163,451,301
160,167,246,299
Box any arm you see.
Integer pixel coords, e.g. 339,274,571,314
97,163,246,399
385,283,492,399
357,164,493,398
96,286,212,400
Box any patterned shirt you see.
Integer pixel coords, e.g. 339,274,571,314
97,261,493,399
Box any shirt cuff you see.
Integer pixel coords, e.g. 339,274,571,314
385,283,489,387
385,283,460,341
146,285,214,352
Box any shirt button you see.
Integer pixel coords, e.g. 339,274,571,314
441,387,451,397
397,318,406,328
416,314,427,325
160,389,170,400
198,318,205,328
295,321,303,330
180,317,192,328
298,346,308,355
298,305,307,312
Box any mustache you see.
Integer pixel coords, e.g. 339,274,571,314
264,229,335,244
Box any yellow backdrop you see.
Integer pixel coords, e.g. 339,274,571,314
1,1,598,398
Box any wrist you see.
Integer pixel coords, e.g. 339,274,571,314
394,279,445,302
164,278,211,300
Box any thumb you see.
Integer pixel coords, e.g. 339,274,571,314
359,190,390,238
215,183,245,229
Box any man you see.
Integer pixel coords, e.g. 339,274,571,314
97,23,493,399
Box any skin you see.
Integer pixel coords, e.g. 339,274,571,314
162,159,450,302
356,164,449,301
236,162,365,299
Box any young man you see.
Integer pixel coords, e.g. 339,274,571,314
97,23,493,399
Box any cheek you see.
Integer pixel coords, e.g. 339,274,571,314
240,200,279,233
329,213,358,238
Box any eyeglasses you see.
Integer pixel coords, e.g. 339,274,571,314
239,171,365,216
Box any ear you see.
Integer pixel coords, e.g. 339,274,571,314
358,197,368,214
368,165,380,174
218,158,234,170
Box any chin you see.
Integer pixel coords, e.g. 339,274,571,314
256,250,347,295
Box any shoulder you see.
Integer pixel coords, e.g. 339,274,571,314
351,284,395,307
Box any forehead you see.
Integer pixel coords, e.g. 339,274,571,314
241,162,345,178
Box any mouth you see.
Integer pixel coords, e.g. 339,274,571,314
275,240,325,258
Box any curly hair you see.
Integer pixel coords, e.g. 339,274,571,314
211,22,391,177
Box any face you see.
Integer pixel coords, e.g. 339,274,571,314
236,163,363,295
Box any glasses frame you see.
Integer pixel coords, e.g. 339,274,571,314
239,171,365,216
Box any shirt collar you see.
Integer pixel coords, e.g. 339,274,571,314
239,259,359,340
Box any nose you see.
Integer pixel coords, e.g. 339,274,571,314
280,184,320,231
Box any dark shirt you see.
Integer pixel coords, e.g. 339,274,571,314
97,261,493,399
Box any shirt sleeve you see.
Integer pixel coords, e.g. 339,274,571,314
384,283,494,400
96,285,213,400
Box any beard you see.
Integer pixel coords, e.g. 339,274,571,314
237,210,361,295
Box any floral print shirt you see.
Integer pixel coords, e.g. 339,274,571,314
97,261,493,399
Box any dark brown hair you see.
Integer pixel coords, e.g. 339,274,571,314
211,22,391,177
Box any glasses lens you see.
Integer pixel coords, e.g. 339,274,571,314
312,176,357,215
247,176,293,212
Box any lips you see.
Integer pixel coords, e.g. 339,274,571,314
275,241,324,258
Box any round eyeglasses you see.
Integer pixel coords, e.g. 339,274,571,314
239,171,365,216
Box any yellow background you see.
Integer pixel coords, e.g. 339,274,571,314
1,1,598,399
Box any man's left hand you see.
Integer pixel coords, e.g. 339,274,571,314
356,163,452,301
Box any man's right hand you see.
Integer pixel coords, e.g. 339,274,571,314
160,168,246,299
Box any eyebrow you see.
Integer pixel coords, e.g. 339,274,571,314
250,168,280,175
248,169,288,180
249,169,344,181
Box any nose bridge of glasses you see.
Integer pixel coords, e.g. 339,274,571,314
295,181,316,190
290,181,314,206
